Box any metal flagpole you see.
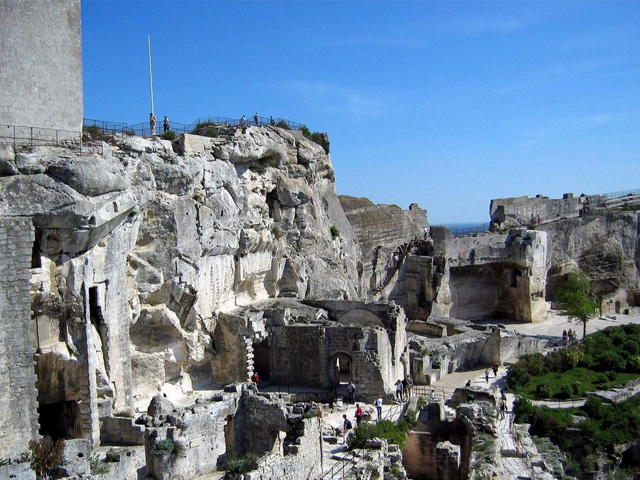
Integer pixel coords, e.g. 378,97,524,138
148,35,154,116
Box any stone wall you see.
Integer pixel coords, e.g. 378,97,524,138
0,0,83,135
403,408,471,480
339,196,428,293
250,416,323,480
239,394,289,455
271,326,327,388
390,229,549,323
0,218,39,459
145,393,239,480
490,194,586,231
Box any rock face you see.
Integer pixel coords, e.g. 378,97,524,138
490,192,640,313
339,196,428,293
0,126,362,455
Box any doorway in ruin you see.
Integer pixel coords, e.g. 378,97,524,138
38,401,83,440
253,339,271,381
331,352,353,385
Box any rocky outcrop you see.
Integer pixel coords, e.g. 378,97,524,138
490,192,640,313
339,196,428,294
540,209,639,311
0,126,363,453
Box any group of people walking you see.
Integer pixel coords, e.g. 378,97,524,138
395,378,412,402
562,329,579,346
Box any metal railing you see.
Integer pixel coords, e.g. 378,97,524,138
320,447,367,480
601,188,640,199
0,123,82,147
83,115,307,139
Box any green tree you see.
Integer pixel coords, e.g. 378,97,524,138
555,271,598,340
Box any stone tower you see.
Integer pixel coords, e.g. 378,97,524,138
0,0,83,135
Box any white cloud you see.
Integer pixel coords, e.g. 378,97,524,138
283,80,397,120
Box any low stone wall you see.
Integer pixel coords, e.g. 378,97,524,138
100,416,145,446
249,416,323,480
145,394,239,480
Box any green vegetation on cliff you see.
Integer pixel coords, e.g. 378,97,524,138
507,324,640,399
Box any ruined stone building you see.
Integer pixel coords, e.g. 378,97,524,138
491,192,640,315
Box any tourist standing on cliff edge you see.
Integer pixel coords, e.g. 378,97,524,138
149,113,157,135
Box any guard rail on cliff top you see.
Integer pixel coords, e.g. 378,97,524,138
601,188,640,200
0,123,82,147
83,116,306,138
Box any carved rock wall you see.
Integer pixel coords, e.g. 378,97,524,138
0,126,363,455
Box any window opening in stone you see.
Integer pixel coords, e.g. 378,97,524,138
38,400,82,440
31,239,41,268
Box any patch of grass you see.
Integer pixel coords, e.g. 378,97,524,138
90,454,110,475
347,410,417,450
507,325,640,400
330,226,340,239
159,130,178,141
152,439,176,456
192,122,219,137
224,452,259,477
275,120,290,130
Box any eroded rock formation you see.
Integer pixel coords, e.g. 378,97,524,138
0,126,363,454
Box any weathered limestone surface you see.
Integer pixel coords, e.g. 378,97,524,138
339,195,427,292
0,126,362,457
490,192,640,313
384,228,549,323
540,210,639,311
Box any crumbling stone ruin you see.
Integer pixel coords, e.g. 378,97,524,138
491,192,640,315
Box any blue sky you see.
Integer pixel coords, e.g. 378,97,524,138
81,1,640,224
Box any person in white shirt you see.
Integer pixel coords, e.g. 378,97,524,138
374,395,383,421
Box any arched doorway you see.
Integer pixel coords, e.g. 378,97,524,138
331,352,353,385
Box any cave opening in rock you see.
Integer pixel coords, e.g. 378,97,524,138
38,400,82,440
265,189,280,221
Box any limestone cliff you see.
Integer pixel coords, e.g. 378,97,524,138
490,192,640,313
0,126,362,426
339,195,428,293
